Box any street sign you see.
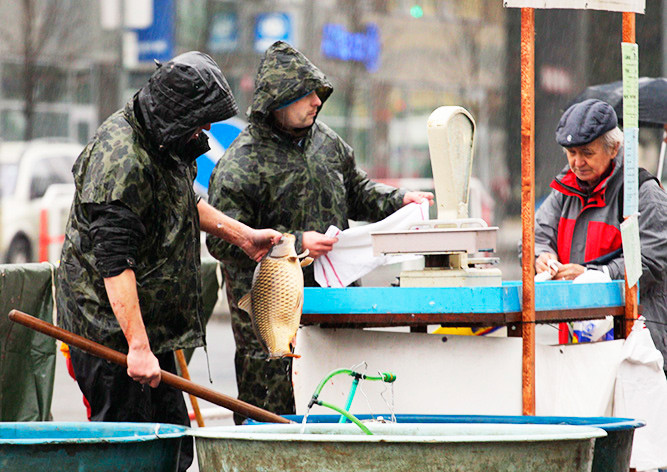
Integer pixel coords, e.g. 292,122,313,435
254,12,293,53
321,23,381,72
195,117,247,195
135,0,174,63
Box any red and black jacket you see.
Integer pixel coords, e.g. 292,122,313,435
536,156,623,267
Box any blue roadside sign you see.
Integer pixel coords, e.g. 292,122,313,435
135,0,174,63
321,22,381,72
254,12,293,53
195,117,247,195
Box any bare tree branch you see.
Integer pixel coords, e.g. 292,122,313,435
16,0,89,139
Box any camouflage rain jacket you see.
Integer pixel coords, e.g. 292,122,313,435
206,41,405,420
57,52,238,354
207,41,406,288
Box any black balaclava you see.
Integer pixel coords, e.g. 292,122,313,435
135,51,238,163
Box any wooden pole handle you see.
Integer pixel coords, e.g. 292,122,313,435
8,309,290,425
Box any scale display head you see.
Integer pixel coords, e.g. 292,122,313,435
426,106,475,221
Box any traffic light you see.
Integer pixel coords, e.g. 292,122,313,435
410,4,424,18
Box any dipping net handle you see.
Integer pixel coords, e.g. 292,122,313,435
8,309,290,425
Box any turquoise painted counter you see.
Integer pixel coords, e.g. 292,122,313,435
302,280,626,328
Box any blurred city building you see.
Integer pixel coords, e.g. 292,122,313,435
0,0,664,213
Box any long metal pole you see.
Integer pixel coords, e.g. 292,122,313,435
520,7,536,416
8,310,290,425
622,12,638,339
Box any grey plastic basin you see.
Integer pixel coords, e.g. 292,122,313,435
192,422,606,472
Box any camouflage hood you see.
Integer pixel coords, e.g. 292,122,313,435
137,51,238,149
248,41,333,126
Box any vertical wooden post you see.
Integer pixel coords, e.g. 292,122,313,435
520,7,536,416
175,349,205,427
622,12,638,340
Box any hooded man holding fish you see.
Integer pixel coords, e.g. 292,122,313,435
57,51,281,472
207,41,433,424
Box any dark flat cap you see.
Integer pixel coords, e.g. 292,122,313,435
556,99,618,147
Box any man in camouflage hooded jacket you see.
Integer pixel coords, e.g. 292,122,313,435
207,41,432,424
57,51,280,472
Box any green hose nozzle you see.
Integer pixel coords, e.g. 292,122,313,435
307,368,397,435
380,372,396,383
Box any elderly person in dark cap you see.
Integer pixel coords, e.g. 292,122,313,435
535,98,667,374
57,51,281,471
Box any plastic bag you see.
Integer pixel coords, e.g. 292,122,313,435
570,269,614,342
613,317,667,471
572,317,615,343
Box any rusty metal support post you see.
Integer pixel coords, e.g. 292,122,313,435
622,12,636,43
520,7,536,416
622,12,638,340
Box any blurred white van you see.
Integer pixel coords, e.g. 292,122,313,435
0,139,82,263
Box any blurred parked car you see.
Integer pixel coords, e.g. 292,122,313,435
1,139,82,263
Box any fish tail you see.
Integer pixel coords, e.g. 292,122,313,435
238,293,252,315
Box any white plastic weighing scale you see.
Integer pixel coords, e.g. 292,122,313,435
371,106,502,287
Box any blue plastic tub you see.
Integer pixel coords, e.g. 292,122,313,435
0,422,187,472
257,414,644,472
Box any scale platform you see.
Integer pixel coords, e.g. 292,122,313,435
371,218,501,287
371,225,498,256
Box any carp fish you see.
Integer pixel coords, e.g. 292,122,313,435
238,233,313,359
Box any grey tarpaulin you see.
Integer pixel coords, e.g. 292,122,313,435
0,263,56,421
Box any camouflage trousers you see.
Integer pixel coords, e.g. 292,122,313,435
224,268,295,425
